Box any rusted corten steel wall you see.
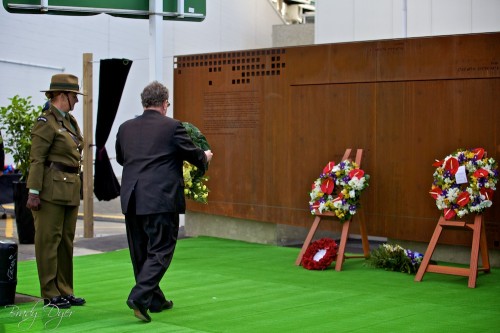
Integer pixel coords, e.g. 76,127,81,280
174,32,500,248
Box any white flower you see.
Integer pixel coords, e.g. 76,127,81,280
318,201,327,213
446,188,460,201
457,209,468,218
348,177,365,190
310,187,322,200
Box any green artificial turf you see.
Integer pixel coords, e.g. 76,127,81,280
1,236,499,332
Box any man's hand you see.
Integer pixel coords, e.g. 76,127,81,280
26,193,41,211
205,150,213,163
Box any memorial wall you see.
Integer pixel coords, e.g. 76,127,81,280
174,32,500,248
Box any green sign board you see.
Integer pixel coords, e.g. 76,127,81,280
3,0,206,21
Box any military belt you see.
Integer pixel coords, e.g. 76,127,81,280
45,160,80,174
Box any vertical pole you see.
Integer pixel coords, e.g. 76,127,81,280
177,0,185,17
149,0,163,81
40,0,48,12
82,53,94,238
402,0,407,38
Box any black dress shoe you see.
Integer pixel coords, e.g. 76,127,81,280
64,295,86,306
44,296,71,309
127,299,151,323
149,299,174,313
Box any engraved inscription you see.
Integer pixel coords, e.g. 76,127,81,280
203,91,260,135
456,60,499,74
368,42,405,54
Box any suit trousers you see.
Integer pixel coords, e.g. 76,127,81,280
32,200,78,298
125,193,179,309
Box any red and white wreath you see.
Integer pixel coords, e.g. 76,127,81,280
302,238,338,270
429,148,498,220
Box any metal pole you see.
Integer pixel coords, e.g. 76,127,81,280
177,0,185,17
149,0,163,81
82,53,94,238
402,0,407,38
40,0,48,12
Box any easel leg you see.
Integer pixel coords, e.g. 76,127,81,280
295,216,321,266
335,220,351,271
415,217,445,282
480,219,490,273
468,215,483,288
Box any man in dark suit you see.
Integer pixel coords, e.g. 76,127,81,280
116,81,213,323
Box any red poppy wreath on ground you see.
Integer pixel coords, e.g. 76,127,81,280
302,238,338,270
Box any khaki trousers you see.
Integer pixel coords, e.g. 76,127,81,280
32,200,78,298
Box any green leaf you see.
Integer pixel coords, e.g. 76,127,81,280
182,121,211,151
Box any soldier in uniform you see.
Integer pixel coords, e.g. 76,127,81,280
26,74,86,308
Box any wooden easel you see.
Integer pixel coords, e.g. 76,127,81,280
295,149,370,271
414,214,490,288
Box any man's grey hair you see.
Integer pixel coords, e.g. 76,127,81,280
141,81,169,108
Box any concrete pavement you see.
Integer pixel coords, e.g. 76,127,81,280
0,197,128,262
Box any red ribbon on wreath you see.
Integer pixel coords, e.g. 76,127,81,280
302,238,338,270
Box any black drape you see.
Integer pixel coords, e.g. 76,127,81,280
0,130,4,168
94,58,132,201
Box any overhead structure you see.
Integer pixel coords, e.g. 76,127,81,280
2,0,206,21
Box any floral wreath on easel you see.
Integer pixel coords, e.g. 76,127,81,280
308,160,370,222
302,238,338,270
429,148,498,220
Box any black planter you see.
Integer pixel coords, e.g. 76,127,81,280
0,240,17,306
12,181,35,244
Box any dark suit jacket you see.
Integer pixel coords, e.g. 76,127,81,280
115,110,207,215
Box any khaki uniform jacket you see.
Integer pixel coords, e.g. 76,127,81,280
27,105,83,206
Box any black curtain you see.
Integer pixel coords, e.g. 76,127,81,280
94,58,132,201
0,130,4,168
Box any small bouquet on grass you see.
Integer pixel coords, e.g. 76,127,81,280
366,243,423,274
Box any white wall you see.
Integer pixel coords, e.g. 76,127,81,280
0,0,282,168
3,0,499,180
315,0,500,44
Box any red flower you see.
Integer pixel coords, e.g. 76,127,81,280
320,177,334,194
473,148,485,160
473,168,489,178
444,208,456,220
302,238,338,270
444,157,459,175
332,194,343,204
349,168,364,179
323,161,335,174
432,159,443,167
429,187,442,200
311,201,321,211
480,188,494,200
456,192,470,207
